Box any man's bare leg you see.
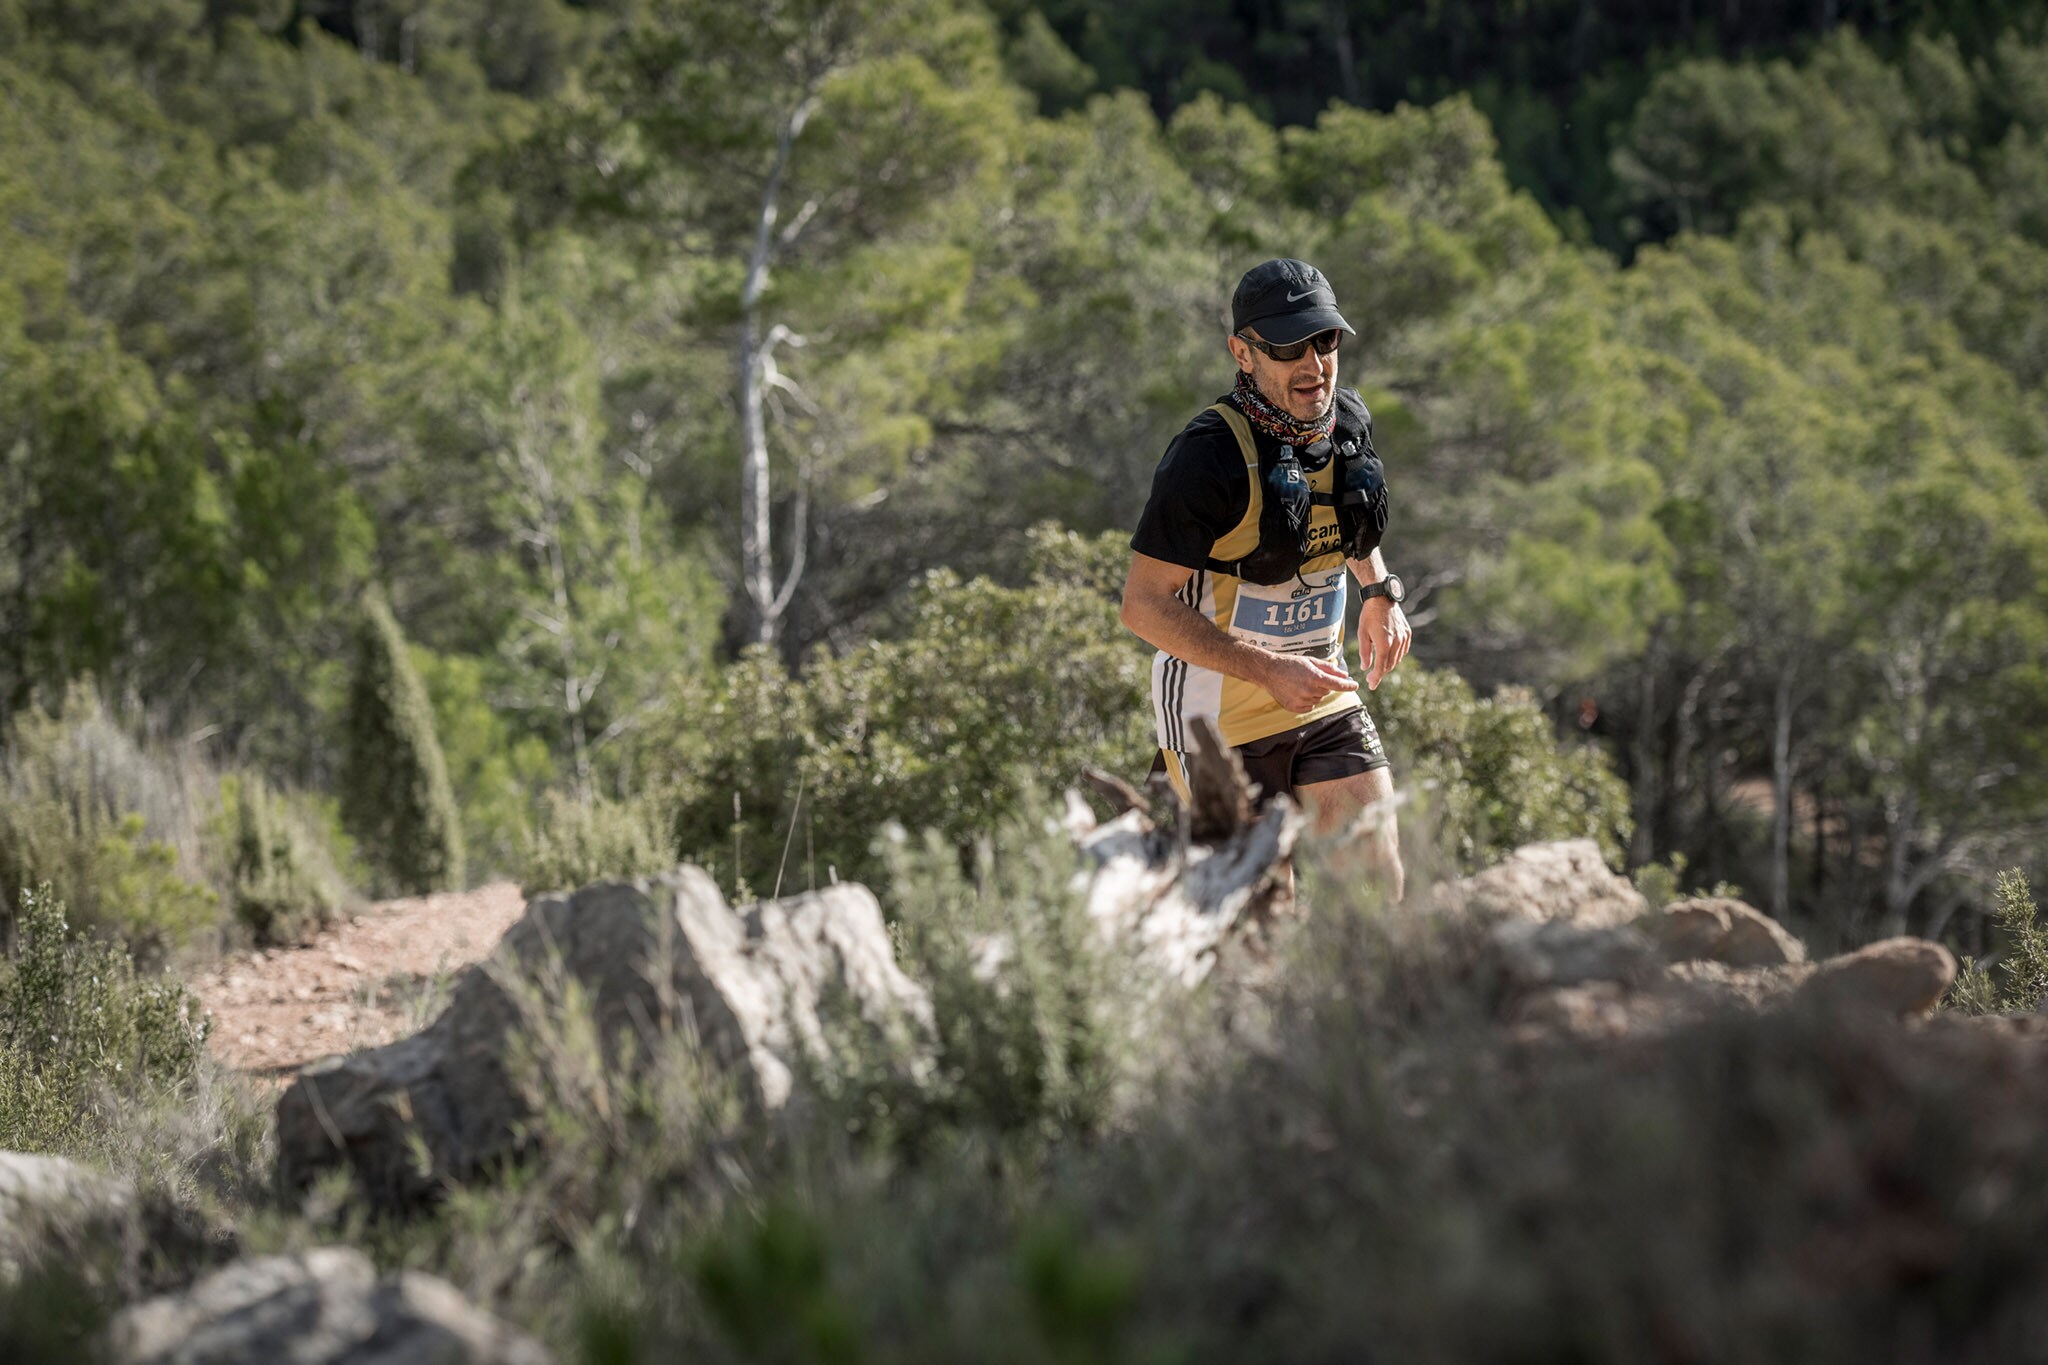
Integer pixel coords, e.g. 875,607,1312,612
1298,767,1404,903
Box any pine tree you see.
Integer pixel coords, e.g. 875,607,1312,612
341,592,465,895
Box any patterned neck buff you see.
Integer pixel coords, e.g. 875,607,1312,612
1230,368,1335,448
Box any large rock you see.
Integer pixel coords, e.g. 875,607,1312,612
1650,897,1808,968
277,870,933,1206
1797,938,1958,1018
0,1151,135,1282
1487,919,1661,995
1433,840,1646,930
111,1247,548,1365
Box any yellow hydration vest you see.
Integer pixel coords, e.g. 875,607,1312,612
1151,403,1359,797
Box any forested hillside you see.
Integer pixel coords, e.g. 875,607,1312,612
10,4,2048,1362
4,0,2046,949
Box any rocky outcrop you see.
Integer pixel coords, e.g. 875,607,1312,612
1440,844,1973,1043
111,1247,547,1365
277,870,932,1206
1434,839,1648,929
1486,918,1661,995
1797,938,1958,1018
1650,896,1807,967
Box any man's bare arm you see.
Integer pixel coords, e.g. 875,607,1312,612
1120,552,1357,715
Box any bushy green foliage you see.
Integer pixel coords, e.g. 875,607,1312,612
0,685,218,955
341,593,466,895
218,773,354,944
516,790,674,895
659,528,1154,895
414,614,594,881
842,809,1130,1151
1948,869,2048,1014
1371,663,1633,872
656,538,1631,904
0,884,209,1152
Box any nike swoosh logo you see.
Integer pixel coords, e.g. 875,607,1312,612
1286,288,1317,302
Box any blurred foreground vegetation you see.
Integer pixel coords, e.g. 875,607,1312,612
9,823,2048,1363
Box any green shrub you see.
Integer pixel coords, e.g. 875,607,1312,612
658,527,1155,896
1370,663,1633,872
833,808,1132,1153
1948,868,2048,1014
656,529,1630,900
217,773,355,944
415,647,558,881
340,591,466,895
0,884,210,1153
0,684,219,956
516,789,673,895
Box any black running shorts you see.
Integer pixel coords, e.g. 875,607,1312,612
1151,706,1388,808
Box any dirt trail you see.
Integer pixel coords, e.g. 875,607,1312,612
189,881,527,1079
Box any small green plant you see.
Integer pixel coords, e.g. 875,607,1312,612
1633,853,1689,911
0,684,219,956
850,806,1132,1154
1948,869,2048,1015
657,528,1155,896
219,773,354,944
0,884,210,1153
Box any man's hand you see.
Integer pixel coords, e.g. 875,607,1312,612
1257,651,1360,713
1358,599,1411,689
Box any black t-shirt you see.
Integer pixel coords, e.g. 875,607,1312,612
1130,390,1368,571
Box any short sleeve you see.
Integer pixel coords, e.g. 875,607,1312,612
1130,416,1250,571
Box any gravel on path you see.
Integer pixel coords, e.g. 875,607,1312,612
189,881,527,1079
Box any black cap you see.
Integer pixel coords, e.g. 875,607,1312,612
1230,259,1354,345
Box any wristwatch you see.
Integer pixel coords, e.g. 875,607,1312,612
1359,573,1405,606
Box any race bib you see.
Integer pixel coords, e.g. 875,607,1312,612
1228,572,1345,656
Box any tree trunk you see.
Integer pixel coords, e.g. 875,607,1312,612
1880,788,1916,938
1770,662,1795,920
1669,668,1708,858
1629,631,1662,867
545,531,592,807
737,307,775,647
1326,1,1362,104
736,96,816,650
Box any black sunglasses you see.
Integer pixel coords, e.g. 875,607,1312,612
1237,328,1344,362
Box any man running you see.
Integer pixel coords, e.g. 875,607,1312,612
1120,258,1409,898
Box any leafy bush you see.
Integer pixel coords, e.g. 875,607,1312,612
0,884,210,1153
1948,869,2048,1014
656,530,1630,902
340,592,466,895
516,789,674,895
1370,663,1633,872
826,808,1132,1154
0,683,219,956
415,647,558,881
217,773,355,944
657,527,1157,897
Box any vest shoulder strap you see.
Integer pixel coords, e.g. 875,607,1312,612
1204,403,1263,576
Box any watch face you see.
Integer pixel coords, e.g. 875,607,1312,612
1384,573,1404,604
